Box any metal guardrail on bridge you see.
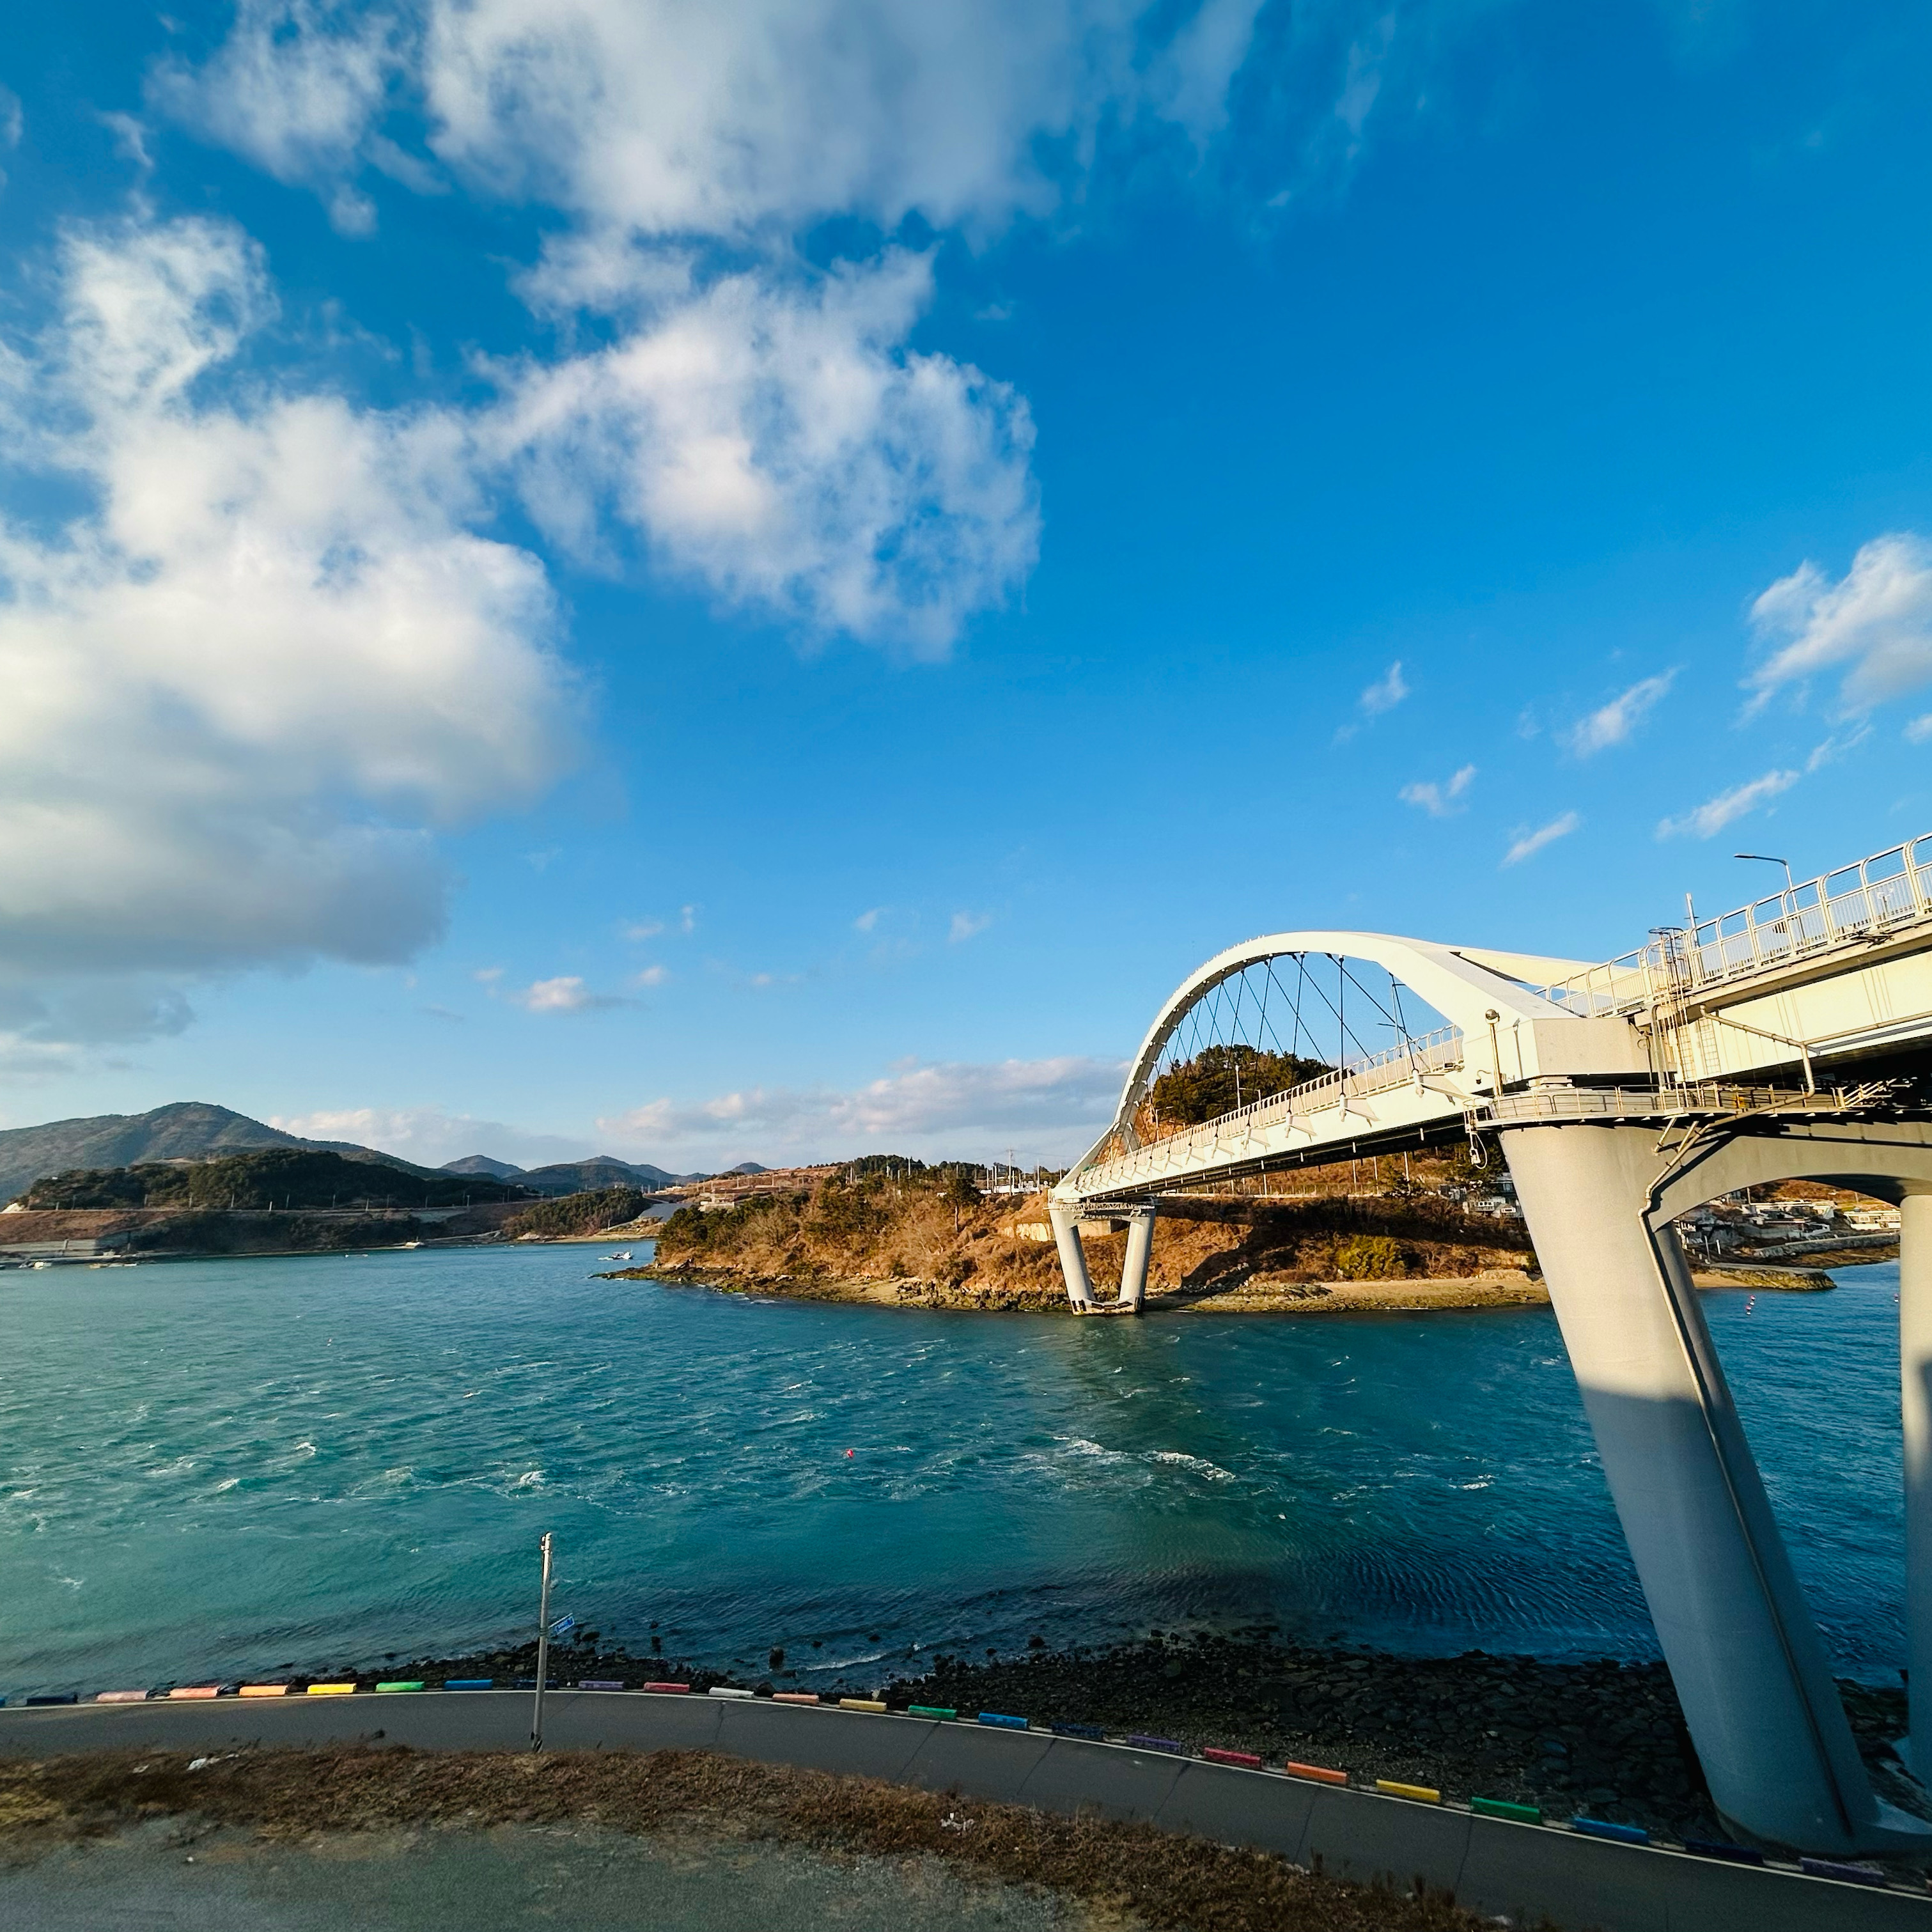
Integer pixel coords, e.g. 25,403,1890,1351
1545,833,1932,1018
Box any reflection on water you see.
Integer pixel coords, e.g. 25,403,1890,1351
0,1249,1905,1690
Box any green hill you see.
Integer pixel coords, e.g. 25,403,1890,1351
17,1146,531,1213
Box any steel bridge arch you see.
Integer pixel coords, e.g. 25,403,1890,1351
1071,929,1592,1173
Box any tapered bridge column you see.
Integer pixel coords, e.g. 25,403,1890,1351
1048,1199,1096,1311
1903,1192,1932,1768
1118,1205,1158,1313
1504,1122,1923,1854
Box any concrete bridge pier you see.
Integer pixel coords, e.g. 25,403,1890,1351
1901,1192,1932,1770
1502,1120,1932,1857
1118,1205,1158,1312
1052,1202,1158,1313
1048,1200,1097,1311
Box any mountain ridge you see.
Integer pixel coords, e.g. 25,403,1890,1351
0,1103,696,1205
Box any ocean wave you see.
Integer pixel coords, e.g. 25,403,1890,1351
1146,1451,1235,1481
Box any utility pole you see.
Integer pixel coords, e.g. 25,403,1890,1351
531,1532,554,1752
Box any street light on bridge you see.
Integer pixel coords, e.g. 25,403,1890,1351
1735,850,1796,895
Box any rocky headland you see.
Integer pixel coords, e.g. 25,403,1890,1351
612,1162,1833,1314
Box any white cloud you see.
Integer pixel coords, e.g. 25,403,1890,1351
150,3,407,201
853,908,882,932
1656,769,1800,840
0,215,571,983
632,965,669,987
1359,660,1409,716
949,910,993,943
146,3,1306,654
1502,810,1580,867
600,1054,1125,1164
1565,670,1676,756
1748,532,1932,712
507,974,632,1012
270,1103,591,1169
1907,715,1932,744
620,919,665,940
160,2,1254,244
1399,763,1476,816
491,251,1039,652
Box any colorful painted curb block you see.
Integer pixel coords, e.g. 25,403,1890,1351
1470,1796,1540,1824
839,1697,888,1713
1799,1858,1887,1886
1681,1837,1763,1866
1375,1779,1441,1803
1572,1817,1648,1846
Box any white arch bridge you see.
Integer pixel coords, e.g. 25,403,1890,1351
1049,830,1932,1859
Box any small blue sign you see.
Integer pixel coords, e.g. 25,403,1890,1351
549,1615,577,1638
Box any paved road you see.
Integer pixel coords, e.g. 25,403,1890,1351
2,1690,1924,1931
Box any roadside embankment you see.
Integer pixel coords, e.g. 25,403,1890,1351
174,1630,1899,1853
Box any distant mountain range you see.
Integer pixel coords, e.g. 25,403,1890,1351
0,1101,745,1206
437,1154,768,1195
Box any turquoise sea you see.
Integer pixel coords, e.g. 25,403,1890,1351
0,1248,1906,1695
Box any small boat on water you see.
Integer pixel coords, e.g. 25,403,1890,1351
604,1249,634,1262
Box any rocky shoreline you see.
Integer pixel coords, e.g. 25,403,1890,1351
612,1257,1834,1313
319,1630,1916,1857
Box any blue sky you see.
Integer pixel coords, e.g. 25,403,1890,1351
3,1,1930,1171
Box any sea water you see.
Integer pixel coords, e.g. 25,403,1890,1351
0,1249,1905,1694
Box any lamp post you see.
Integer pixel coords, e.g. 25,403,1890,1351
531,1532,553,1752
1736,852,1796,896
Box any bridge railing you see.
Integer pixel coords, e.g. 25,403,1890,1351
1079,1027,1465,1189
1543,833,1932,1018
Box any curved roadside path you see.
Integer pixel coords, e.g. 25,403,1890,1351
2,1690,1924,1932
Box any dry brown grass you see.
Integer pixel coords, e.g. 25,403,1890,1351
0,1747,1509,1932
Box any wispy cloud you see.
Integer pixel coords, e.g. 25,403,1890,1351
1748,532,1932,713
600,1056,1125,1165
1908,715,1932,744
1502,811,1581,867
1359,660,1410,716
1565,671,1676,756
1657,769,1800,839
853,907,882,933
620,919,664,940
1399,764,1476,817
507,974,634,1013
270,1105,590,1170
949,910,993,943
632,965,669,988
1337,659,1409,742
